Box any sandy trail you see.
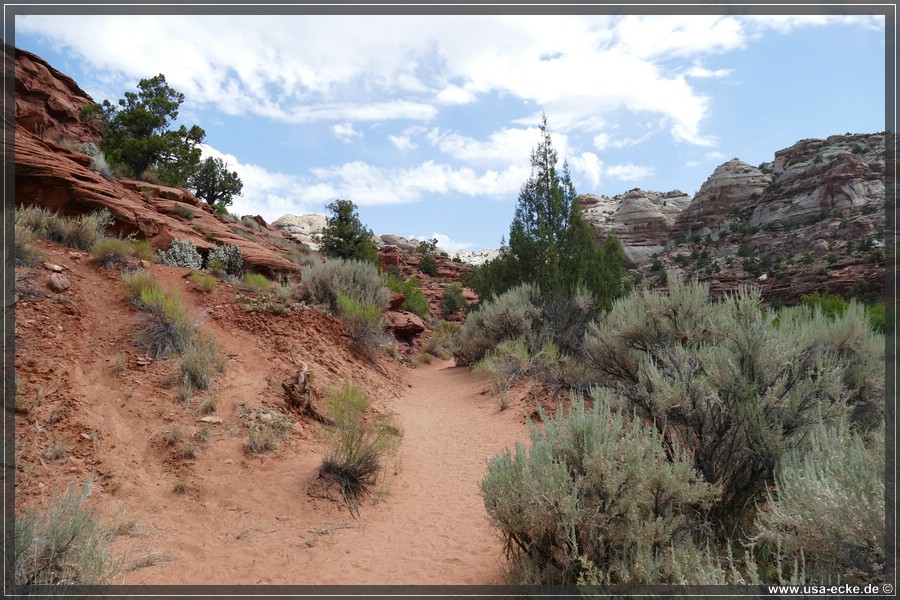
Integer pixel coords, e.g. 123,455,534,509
298,359,528,584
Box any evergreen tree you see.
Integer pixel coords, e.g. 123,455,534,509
81,74,205,185
318,199,379,263
472,114,628,309
189,157,244,213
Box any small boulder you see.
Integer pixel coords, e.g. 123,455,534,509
384,310,426,341
389,293,406,311
47,272,70,292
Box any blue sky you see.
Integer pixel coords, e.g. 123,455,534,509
14,12,887,252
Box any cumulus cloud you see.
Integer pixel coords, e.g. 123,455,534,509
569,152,603,187
332,122,362,143
684,61,732,78
408,233,473,253
605,163,655,181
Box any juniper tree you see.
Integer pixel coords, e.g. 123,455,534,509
471,114,627,310
318,199,379,264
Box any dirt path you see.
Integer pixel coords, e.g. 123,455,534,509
295,358,529,584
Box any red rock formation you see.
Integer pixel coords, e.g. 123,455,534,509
15,48,101,145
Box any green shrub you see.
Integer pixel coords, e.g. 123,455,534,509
14,222,44,266
336,294,387,356
89,237,133,267
179,333,226,390
190,271,216,292
240,216,260,231
121,269,160,303
171,203,195,219
440,283,466,317
421,320,460,360
452,283,541,366
753,419,885,584
319,381,402,516
473,338,535,408
242,272,271,291
581,273,885,532
205,243,243,276
866,302,885,334
419,254,438,277
17,206,114,251
133,286,197,358
384,275,430,318
481,392,720,585
15,480,123,585
157,238,203,270
301,258,390,314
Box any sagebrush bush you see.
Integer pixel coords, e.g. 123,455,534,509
157,238,203,270
205,243,243,276
170,203,195,219
336,294,388,356
481,391,721,585
534,285,599,356
421,320,460,360
16,206,113,251
15,480,123,585
179,332,226,390
581,273,885,532
452,283,542,366
320,381,402,516
301,258,390,314
134,286,198,358
14,222,44,266
753,418,885,584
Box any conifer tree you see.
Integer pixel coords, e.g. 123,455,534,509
472,114,628,310
318,199,379,263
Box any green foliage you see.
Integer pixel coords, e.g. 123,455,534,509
133,286,197,358
170,203,195,219
121,269,160,303
14,480,123,585
336,294,388,356
82,74,205,185
242,272,271,291
17,206,114,251
384,275,430,318
89,236,153,268
301,258,389,314
418,254,438,277
481,393,720,585
157,238,203,270
320,381,402,516
318,199,379,263
472,115,628,309
414,237,439,254
190,271,216,292
753,419,885,584
14,222,44,266
179,332,226,390
421,320,461,360
799,291,848,320
204,243,243,276
440,282,467,317
188,156,243,211
452,283,542,366
581,273,885,532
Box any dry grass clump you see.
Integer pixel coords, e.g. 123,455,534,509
179,333,226,390
318,381,402,517
190,271,217,292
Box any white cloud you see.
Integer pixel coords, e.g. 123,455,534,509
332,122,362,143
605,163,655,181
408,233,473,253
706,151,728,161
592,130,655,151
429,126,559,165
686,160,701,167
684,61,732,79
435,84,477,105
388,134,416,151
569,152,603,188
